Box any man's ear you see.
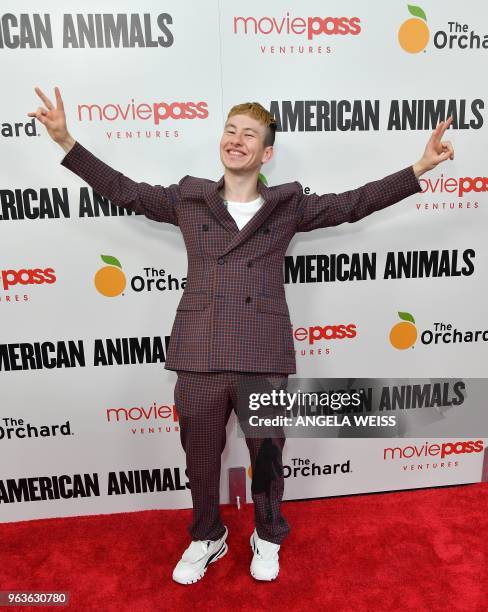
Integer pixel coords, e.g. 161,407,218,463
261,146,274,164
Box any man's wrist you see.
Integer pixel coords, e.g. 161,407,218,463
59,135,76,154
412,159,430,179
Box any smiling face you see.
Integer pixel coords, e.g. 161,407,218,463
219,113,273,174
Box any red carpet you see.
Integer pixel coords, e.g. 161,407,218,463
1,483,487,612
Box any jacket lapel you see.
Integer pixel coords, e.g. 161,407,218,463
203,176,281,257
202,176,238,234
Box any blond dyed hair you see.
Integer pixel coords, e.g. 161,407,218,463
226,102,277,147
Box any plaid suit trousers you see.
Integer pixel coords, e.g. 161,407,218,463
174,370,290,545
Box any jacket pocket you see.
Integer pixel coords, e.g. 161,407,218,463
176,290,209,311
256,295,289,316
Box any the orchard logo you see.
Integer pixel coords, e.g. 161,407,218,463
398,5,429,53
389,312,488,349
247,457,351,480
94,255,126,297
389,311,417,350
398,5,488,53
94,254,186,298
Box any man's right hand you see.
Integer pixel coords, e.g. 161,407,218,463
28,86,75,153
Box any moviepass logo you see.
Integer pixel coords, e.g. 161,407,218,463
1,267,56,290
78,99,209,125
106,401,179,436
384,439,484,460
293,323,357,345
419,174,488,197
233,12,361,39
106,402,178,423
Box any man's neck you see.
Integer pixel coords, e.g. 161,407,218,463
221,169,260,203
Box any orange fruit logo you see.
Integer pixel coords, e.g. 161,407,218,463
247,465,252,480
94,254,126,297
398,5,430,53
390,311,418,350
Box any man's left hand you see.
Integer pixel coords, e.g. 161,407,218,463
413,116,454,178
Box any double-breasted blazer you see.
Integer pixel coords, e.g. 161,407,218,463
61,141,422,374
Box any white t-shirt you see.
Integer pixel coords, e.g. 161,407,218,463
223,195,264,230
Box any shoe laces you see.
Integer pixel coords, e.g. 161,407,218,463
254,534,280,560
182,539,211,562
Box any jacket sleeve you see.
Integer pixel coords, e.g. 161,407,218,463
60,141,180,226
295,165,422,233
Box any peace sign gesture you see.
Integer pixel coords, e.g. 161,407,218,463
28,86,75,151
413,116,454,178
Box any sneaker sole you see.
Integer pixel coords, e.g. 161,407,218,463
173,541,228,585
250,570,278,582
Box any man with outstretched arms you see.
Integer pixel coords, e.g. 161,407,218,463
29,86,454,584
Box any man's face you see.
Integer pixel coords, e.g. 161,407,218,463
220,113,273,173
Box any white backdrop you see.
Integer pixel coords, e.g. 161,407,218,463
1,1,487,522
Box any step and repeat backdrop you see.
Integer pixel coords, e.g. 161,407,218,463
1,1,487,522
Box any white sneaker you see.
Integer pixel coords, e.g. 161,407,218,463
172,526,228,585
250,529,280,581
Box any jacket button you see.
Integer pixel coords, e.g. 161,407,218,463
202,223,209,231
245,296,252,303
218,257,225,265
247,261,253,268
263,227,270,234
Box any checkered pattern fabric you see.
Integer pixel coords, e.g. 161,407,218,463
174,370,290,544
61,141,421,375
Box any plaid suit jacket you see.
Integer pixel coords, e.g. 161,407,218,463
61,142,421,374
